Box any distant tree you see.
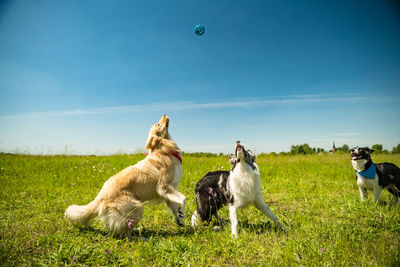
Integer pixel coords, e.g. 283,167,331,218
342,144,349,152
372,144,383,152
182,152,218,157
336,144,350,152
290,144,314,155
391,144,400,154
290,145,298,154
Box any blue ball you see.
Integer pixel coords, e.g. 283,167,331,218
194,24,205,36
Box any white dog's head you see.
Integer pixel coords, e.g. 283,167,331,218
229,141,256,170
351,147,374,172
145,115,172,150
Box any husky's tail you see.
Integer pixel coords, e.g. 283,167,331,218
191,210,201,227
65,199,100,226
191,191,202,227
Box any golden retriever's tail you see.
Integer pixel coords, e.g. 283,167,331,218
65,199,100,226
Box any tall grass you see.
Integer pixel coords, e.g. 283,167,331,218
0,153,399,266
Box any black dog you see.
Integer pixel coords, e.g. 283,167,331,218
351,147,400,204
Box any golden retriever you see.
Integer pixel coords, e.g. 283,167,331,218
65,115,186,236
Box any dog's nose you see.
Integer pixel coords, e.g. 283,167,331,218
236,141,242,149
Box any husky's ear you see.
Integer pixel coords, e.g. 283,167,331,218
365,147,375,154
247,150,256,161
229,154,237,169
145,135,162,149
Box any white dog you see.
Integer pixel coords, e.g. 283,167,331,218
191,141,287,236
65,115,186,236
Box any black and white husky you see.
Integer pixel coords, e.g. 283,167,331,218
191,141,287,236
351,147,400,204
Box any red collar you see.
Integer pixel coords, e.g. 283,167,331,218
169,151,182,164
144,151,182,164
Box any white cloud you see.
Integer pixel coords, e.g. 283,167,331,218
1,94,398,120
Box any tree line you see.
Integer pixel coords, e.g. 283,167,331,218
182,143,400,156
284,143,400,155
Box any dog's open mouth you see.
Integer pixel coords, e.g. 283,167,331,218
236,141,243,152
232,141,256,170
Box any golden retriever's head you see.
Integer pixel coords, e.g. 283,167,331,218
145,115,171,150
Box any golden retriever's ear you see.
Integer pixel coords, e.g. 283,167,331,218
145,135,162,149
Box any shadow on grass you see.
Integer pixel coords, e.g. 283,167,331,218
194,218,286,234
77,225,108,236
77,225,196,241
239,220,286,234
138,226,196,239
75,219,284,241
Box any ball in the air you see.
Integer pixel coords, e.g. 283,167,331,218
194,24,205,36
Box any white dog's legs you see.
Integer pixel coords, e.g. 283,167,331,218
386,187,399,205
157,183,186,226
229,204,238,237
358,186,367,202
254,196,287,231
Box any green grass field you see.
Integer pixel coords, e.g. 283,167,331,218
1,153,399,266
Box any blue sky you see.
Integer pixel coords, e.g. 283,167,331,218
0,0,399,154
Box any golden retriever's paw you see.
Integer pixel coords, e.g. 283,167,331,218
177,208,184,218
175,218,185,227
177,203,185,218
176,207,185,227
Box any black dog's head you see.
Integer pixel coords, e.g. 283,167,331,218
350,147,374,171
229,141,256,170
350,147,374,161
